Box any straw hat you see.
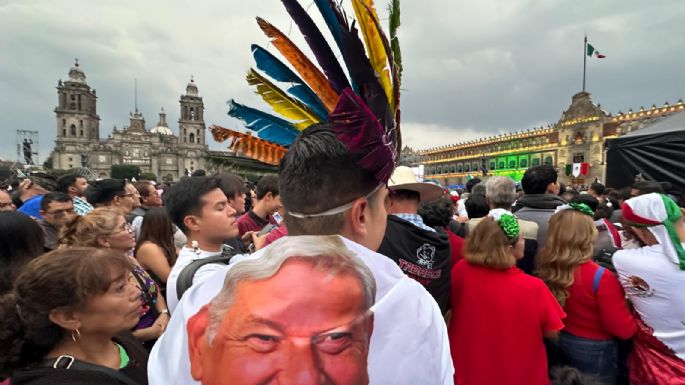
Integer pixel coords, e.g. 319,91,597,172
388,166,444,202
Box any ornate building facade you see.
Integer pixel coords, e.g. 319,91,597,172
51,61,208,180
419,92,684,187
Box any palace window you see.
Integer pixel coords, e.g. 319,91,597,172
544,156,553,165
520,159,528,168
489,161,496,170
532,157,541,166
70,124,76,136
573,153,585,163
457,164,463,173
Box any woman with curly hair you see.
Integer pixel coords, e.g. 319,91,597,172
62,208,169,346
449,209,565,385
537,204,636,384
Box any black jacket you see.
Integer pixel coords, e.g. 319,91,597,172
377,215,452,314
10,333,148,385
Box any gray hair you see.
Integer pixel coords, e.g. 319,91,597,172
206,235,377,342
485,176,517,209
471,183,486,196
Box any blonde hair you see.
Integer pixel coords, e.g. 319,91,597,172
60,207,124,247
536,209,596,306
465,217,519,270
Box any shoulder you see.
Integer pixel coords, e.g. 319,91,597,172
137,241,164,255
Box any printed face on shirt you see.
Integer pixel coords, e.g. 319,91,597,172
188,260,374,385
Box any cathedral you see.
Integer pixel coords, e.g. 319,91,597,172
51,61,208,181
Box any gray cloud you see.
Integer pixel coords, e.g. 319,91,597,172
0,0,683,163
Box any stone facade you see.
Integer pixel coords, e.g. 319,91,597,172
419,92,684,187
52,61,208,181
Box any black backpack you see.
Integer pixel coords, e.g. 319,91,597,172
175,245,238,301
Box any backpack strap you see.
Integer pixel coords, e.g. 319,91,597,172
592,266,605,295
175,253,235,301
35,355,142,385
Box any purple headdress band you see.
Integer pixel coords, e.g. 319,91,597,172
330,88,396,185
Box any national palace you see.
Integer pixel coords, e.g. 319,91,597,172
414,91,684,187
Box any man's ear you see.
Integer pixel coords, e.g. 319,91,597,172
48,307,82,332
343,198,369,242
112,196,122,207
184,214,202,233
365,312,375,344
188,306,211,381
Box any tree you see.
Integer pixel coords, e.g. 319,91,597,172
111,165,141,180
139,172,157,182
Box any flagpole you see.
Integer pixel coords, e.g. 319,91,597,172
582,35,587,92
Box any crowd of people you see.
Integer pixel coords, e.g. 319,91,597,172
1,139,684,385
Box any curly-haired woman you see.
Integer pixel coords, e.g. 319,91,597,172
537,204,636,384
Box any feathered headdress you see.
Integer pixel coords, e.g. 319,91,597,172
215,0,403,185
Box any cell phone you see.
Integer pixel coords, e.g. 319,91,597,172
273,212,283,224
258,224,277,237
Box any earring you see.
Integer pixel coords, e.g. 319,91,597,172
71,328,81,343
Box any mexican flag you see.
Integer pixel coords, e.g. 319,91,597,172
587,43,606,58
566,163,590,177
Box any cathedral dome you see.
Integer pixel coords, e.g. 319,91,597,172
68,59,86,83
151,125,174,135
151,109,174,135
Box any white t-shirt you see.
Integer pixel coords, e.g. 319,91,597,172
149,236,454,385
165,246,230,314
613,244,685,359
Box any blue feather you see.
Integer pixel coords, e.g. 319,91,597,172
314,0,343,47
228,100,300,146
251,44,328,120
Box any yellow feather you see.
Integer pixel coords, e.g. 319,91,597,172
246,69,321,131
351,0,393,106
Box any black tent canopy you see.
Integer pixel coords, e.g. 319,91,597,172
606,111,685,192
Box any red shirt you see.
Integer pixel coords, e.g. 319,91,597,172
236,210,277,236
449,260,565,385
563,261,637,340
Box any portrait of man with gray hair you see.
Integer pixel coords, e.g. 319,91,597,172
187,235,375,385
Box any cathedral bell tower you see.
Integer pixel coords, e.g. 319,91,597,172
178,76,205,147
178,76,207,173
54,59,101,169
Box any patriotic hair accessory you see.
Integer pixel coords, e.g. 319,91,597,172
555,202,594,217
219,0,403,190
488,208,520,239
622,193,685,270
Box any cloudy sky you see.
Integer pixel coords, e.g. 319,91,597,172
1,0,683,164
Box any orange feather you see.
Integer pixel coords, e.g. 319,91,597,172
256,17,339,113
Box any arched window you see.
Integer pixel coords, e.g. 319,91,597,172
70,124,76,136
189,133,195,143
